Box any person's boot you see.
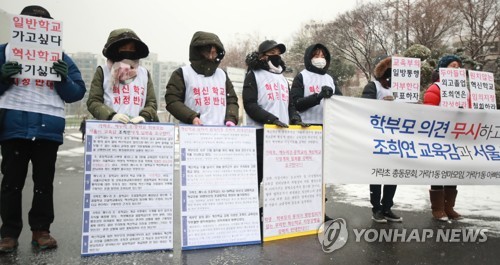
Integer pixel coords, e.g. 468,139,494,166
444,189,462,220
32,231,57,250
429,189,448,221
0,237,18,253
371,210,387,223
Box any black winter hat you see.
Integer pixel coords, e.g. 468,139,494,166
258,40,286,55
20,5,52,19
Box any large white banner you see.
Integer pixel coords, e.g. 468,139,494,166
324,96,500,185
263,125,323,241
81,121,174,255
179,125,260,250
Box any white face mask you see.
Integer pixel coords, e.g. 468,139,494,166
311,57,327,69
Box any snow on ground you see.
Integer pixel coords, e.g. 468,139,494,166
58,133,85,157
328,184,500,236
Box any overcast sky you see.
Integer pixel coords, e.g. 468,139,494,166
2,0,371,64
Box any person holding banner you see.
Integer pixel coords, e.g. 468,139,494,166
423,55,464,221
165,31,239,126
361,55,403,223
87,28,159,124
0,5,86,252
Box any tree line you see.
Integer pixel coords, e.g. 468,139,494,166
220,0,500,100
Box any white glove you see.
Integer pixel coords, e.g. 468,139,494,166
130,116,146,124
111,113,130,123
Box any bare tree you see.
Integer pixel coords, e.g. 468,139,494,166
219,34,262,70
319,2,395,80
452,0,500,63
407,0,457,49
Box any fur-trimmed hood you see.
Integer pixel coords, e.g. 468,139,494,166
374,57,391,80
245,51,287,73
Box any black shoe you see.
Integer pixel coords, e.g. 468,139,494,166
371,210,387,223
383,210,403,222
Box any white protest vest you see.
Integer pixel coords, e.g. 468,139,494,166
182,65,227,125
374,80,393,100
246,70,290,128
0,44,65,118
300,70,335,124
102,64,148,117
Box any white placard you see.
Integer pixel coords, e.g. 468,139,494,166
469,70,497,110
81,121,174,255
179,125,260,250
263,125,323,241
9,14,63,81
324,96,500,185
438,68,468,108
391,57,421,103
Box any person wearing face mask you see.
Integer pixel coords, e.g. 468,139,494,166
243,40,308,236
290,44,342,222
87,28,159,124
423,55,466,222
361,55,403,223
243,39,308,193
165,31,239,126
291,44,342,125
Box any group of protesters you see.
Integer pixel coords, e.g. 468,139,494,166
0,5,465,254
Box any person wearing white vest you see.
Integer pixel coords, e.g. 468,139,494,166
0,5,86,252
165,31,239,126
87,28,159,124
244,40,308,237
361,55,403,224
243,40,308,186
291,43,342,125
290,44,342,222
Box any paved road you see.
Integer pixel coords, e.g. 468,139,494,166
1,129,499,265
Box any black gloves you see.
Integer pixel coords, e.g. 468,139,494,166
291,120,310,127
0,61,22,84
317,86,334,100
53,59,68,80
273,119,289,128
